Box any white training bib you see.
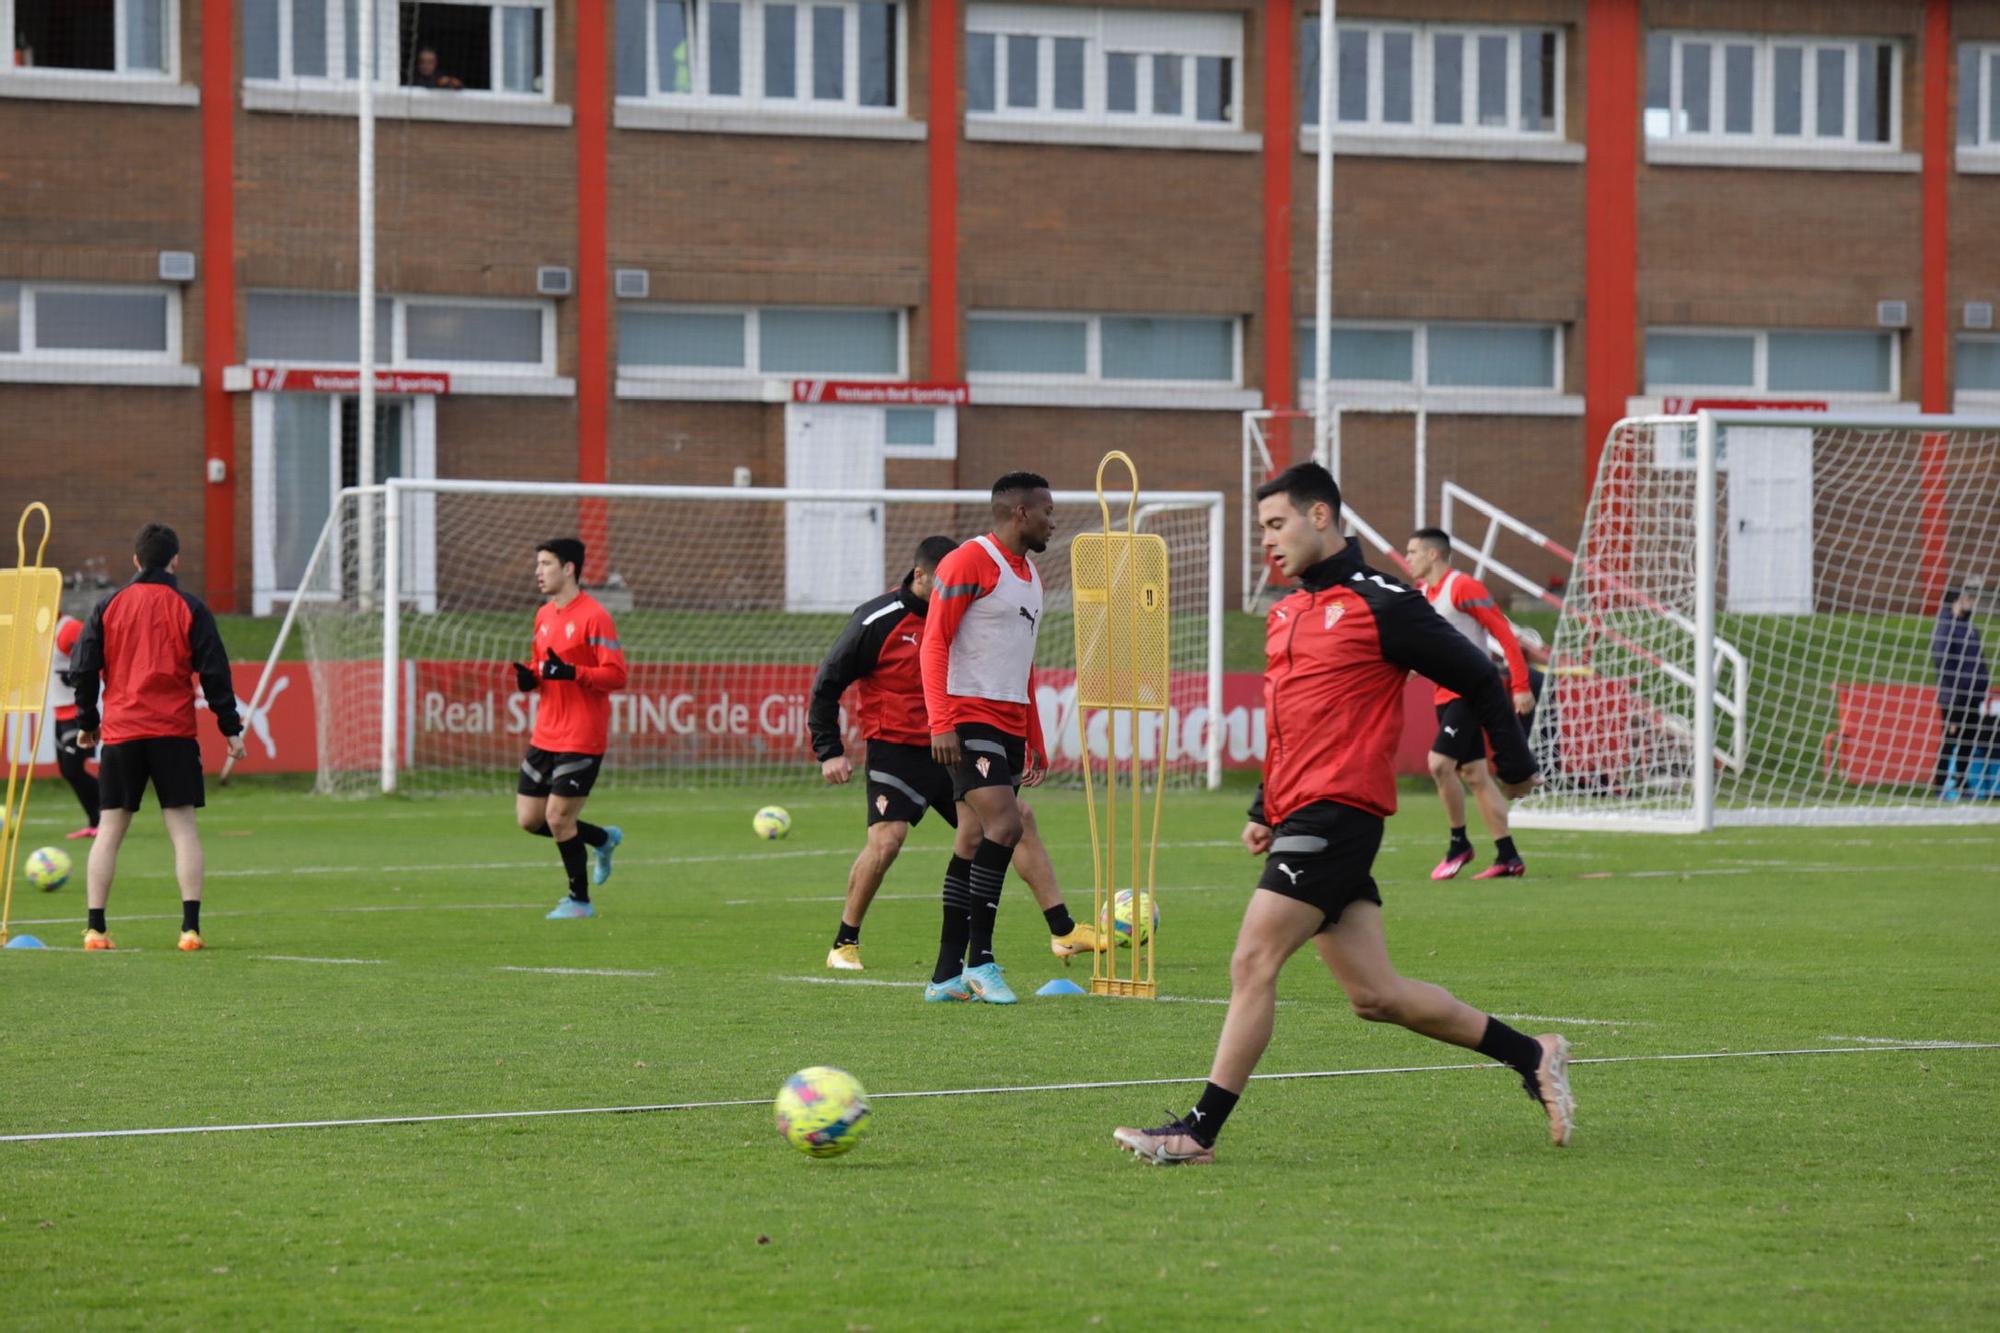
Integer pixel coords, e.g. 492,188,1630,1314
48,615,79,710
1426,571,1485,651
945,536,1042,704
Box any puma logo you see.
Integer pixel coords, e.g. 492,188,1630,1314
899,633,919,646
1018,606,1038,628
1276,863,1302,885
1190,1107,1206,1122
1443,726,1459,737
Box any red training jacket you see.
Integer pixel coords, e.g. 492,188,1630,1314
1422,569,1532,706
71,569,241,745
807,570,934,758
526,592,628,755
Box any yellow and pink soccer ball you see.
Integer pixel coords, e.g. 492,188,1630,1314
1100,888,1157,948
774,1065,871,1158
752,806,792,840
24,846,71,893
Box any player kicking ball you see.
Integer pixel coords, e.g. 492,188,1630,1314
808,535,1103,972
511,538,628,919
1113,464,1572,1165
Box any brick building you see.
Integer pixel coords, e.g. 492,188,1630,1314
3,0,1996,611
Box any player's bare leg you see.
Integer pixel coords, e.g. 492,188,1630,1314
82,806,133,949
1428,750,1475,880
830,820,908,970
1460,759,1526,879
160,805,207,949
1013,801,1106,959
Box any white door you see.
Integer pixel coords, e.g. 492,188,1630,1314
784,404,886,612
1726,426,1814,614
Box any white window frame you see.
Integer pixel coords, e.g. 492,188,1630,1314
622,0,907,117
966,309,1242,388
1960,42,2000,155
1644,326,1901,401
1298,320,1563,396
0,282,182,364
244,291,555,376
0,0,181,82
966,5,1240,131
243,0,556,101
616,304,909,381
1646,31,1901,149
1305,19,1563,140
1953,333,2000,402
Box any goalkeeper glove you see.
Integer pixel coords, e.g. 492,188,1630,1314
511,661,539,693
540,648,578,682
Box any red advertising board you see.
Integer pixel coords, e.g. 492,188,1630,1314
251,367,452,395
790,381,970,406
1658,397,1826,414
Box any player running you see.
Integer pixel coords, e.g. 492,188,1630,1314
511,538,628,920
808,535,1103,972
918,473,1058,1005
1403,527,1542,881
49,612,101,839
1112,464,1572,1165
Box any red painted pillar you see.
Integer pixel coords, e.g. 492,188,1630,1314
1583,0,1640,495
576,0,610,579
200,0,237,609
1262,0,1295,439
1919,0,1952,611
927,0,960,382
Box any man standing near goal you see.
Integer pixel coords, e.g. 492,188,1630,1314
919,473,1057,1005
1113,464,1572,1165
809,535,1102,971
511,538,628,920
1403,528,1541,880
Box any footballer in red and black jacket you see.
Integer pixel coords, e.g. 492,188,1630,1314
1113,464,1574,1169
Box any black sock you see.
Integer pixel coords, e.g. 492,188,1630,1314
932,855,974,984
834,920,861,948
182,900,201,932
557,837,590,902
965,839,1015,967
1043,904,1075,936
1185,1082,1239,1147
526,822,552,838
88,907,107,933
1495,836,1519,861
576,822,609,849
1448,825,1470,850
1475,1015,1544,1079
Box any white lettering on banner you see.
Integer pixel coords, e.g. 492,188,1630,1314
422,691,497,734
758,693,808,738
1034,683,1266,768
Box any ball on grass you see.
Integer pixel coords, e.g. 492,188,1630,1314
752,806,792,840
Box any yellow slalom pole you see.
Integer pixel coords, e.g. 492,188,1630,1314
1,503,63,947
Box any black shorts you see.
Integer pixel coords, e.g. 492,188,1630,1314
864,739,958,828
97,736,204,812
950,722,1026,802
1433,668,1545,767
1256,801,1385,930
518,747,604,798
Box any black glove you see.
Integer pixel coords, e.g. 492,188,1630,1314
540,647,577,682
511,661,539,692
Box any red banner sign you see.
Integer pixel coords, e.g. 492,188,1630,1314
251,367,452,395
1658,397,1826,414
791,381,970,406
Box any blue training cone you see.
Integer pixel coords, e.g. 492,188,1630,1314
1036,977,1087,997
5,935,47,949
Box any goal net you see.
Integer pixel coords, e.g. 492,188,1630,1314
1515,412,2000,831
272,479,1223,796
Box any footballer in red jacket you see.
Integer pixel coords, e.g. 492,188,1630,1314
510,538,629,920
1114,463,1574,1167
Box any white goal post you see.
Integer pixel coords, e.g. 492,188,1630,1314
248,479,1226,796
1515,410,2000,831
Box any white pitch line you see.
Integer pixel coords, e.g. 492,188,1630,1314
3,1042,1993,1145
1823,1034,1973,1048
1495,1013,1644,1028
496,965,659,978
258,955,386,966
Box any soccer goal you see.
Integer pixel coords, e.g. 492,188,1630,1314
250,479,1225,796
1514,411,2000,831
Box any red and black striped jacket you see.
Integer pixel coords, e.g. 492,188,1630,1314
1251,539,1536,825
71,568,242,746
807,571,933,760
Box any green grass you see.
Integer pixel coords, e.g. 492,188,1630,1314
3,782,1996,1328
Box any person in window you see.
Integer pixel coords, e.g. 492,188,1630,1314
411,46,463,89
1932,584,1994,797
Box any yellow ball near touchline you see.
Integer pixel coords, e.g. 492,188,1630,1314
24,846,72,892
774,1066,871,1158
752,806,792,840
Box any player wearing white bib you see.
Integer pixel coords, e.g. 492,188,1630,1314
50,614,102,839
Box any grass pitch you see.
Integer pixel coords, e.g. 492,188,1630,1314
2,780,1996,1329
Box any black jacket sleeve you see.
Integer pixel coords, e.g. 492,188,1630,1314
1374,588,1538,785
69,594,112,733
1247,784,1267,825
186,597,243,736
807,604,887,762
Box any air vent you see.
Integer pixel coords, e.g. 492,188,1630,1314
536,265,573,297
614,268,650,299
1875,299,1908,328
158,250,197,282
1966,302,1995,331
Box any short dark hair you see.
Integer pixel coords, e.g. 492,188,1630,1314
134,523,179,571
1254,462,1342,520
914,535,958,572
537,538,586,579
990,471,1052,521
1411,527,1452,555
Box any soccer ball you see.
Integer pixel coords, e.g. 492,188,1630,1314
24,846,71,893
774,1065,871,1158
1100,887,1157,948
752,806,792,840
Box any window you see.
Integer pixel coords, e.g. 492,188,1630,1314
967,312,1238,384
1960,337,2000,392
241,0,552,95
1296,321,1558,391
2,0,175,77
1301,18,1560,136
965,5,1240,128
1645,32,1898,147
618,306,904,377
616,0,901,112
0,282,177,360
1960,43,2000,150
247,291,553,372
1645,328,1896,396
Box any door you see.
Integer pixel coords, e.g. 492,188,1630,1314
784,404,886,612
1725,426,1814,614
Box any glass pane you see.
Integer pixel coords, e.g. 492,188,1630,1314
0,284,19,354
858,2,893,107
295,0,328,78
35,290,169,353
1858,42,1892,143
246,292,391,362
966,31,995,112
965,317,1087,375
500,7,540,93
1958,338,2000,391
1960,43,1981,145
761,309,898,374
1006,34,1037,109
1427,324,1554,389
710,1,742,96
1107,51,1137,113
1053,36,1084,111
273,394,333,591
883,408,935,447
1101,317,1233,382
766,3,797,98
1435,32,1464,125
618,310,746,368
1682,42,1710,134
127,0,166,71
1295,325,1414,383
1724,43,1754,134
1816,46,1846,136
1645,332,1755,388
1336,28,1368,122
405,304,543,364
1774,45,1803,135
1768,331,1890,393
344,0,359,78
1299,18,1319,127
1643,31,1669,136
1519,30,1553,132
1195,55,1230,122
1477,33,1508,127
656,0,691,92
1152,53,1181,116
243,0,280,79
812,5,843,100
1381,32,1411,123
1991,54,2000,142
